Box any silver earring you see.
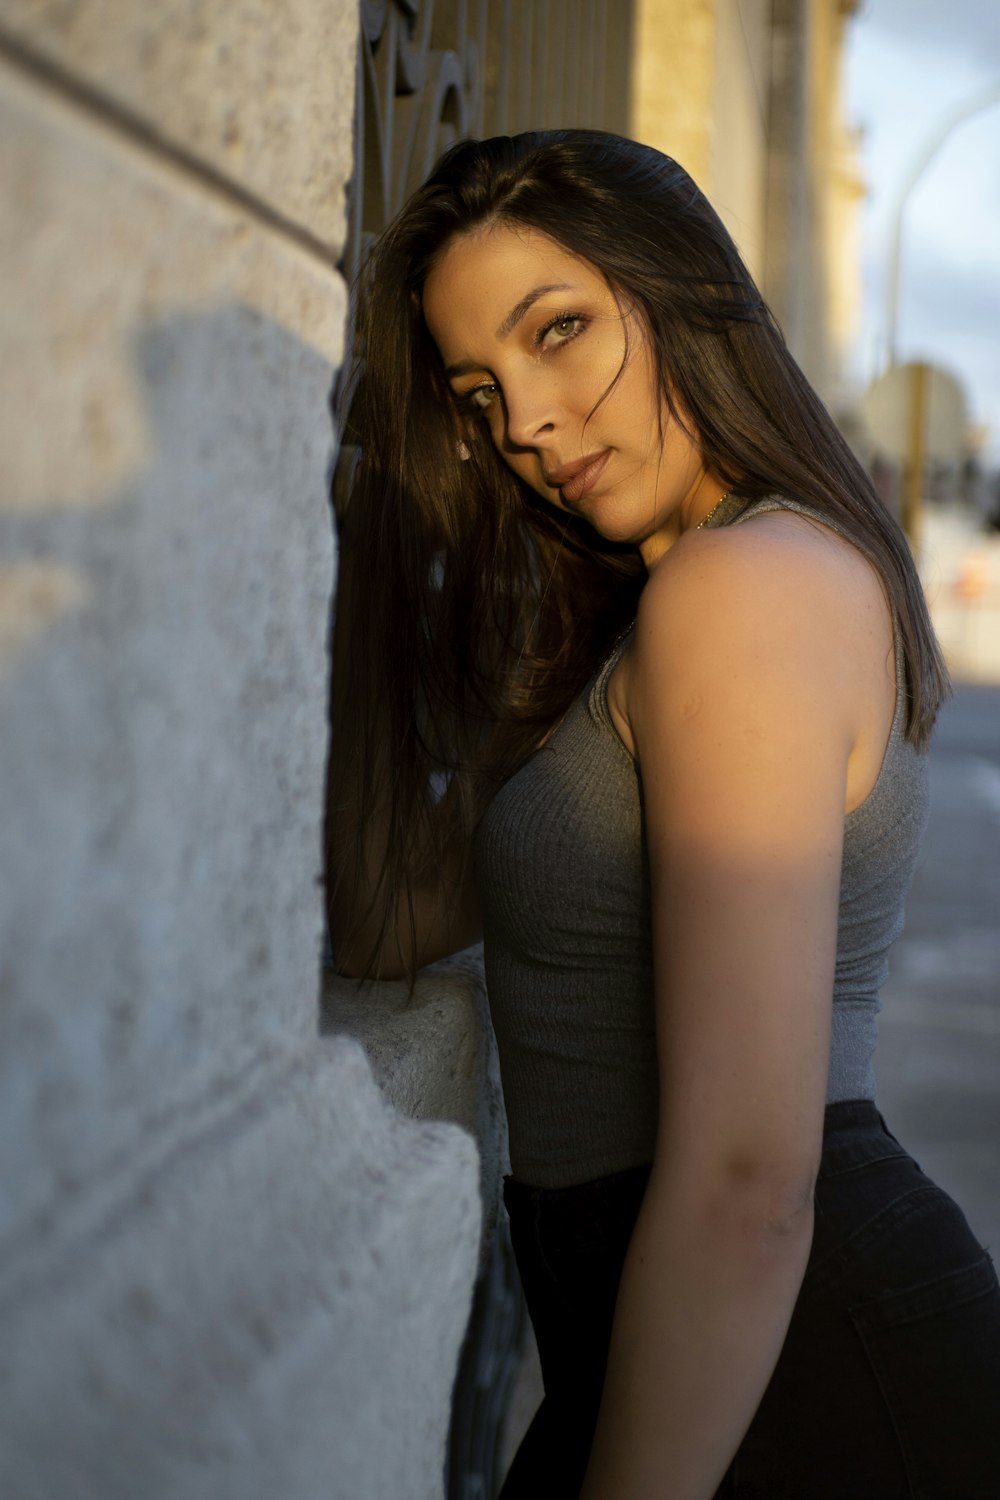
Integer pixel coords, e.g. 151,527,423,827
457,440,471,461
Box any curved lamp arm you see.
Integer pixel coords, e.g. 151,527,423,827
883,80,1000,373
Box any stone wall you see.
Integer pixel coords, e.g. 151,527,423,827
0,5,491,1496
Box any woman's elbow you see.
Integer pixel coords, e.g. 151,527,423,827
756,1168,817,1245
696,1150,819,1252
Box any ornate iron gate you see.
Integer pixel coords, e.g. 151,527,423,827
340,0,634,380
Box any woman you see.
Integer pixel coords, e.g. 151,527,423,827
328,131,1000,1498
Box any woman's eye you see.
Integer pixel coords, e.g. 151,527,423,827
539,313,585,347
463,382,499,412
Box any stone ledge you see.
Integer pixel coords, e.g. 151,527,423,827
323,947,508,1259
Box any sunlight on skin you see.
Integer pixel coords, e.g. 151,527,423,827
422,223,731,569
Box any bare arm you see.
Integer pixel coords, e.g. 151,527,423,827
579,521,880,1498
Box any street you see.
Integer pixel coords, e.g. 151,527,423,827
875,680,1000,1253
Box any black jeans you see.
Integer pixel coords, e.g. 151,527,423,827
500,1101,1000,1499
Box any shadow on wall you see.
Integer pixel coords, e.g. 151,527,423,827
0,300,336,1267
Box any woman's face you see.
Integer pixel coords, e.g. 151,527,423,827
422,223,724,567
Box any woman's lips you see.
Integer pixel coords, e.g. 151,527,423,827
545,449,611,504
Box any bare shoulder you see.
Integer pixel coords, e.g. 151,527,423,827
651,505,880,611
636,507,889,667
620,508,894,776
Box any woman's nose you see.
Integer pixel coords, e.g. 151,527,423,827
503,379,558,448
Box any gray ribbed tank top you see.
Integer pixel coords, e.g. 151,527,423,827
475,496,930,1189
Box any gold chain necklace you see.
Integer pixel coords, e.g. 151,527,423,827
696,489,734,530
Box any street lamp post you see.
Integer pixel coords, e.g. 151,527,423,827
877,81,1000,544
883,80,1000,375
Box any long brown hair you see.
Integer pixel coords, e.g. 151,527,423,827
329,129,948,973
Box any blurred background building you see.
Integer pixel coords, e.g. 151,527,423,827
634,0,863,408
845,0,1000,682
0,4,994,1500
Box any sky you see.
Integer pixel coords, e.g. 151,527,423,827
844,0,1000,467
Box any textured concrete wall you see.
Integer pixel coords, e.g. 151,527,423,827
0,5,491,1497
328,951,507,1260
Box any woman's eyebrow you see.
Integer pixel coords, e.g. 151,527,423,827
496,282,573,338
443,281,575,379
445,357,486,379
